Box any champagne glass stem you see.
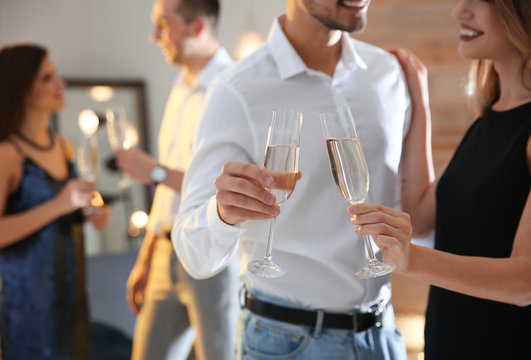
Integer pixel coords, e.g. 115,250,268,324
362,234,377,261
247,214,284,277
264,216,277,262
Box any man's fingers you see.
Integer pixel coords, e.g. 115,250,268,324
215,173,275,207
219,204,278,222
223,161,273,187
217,191,279,217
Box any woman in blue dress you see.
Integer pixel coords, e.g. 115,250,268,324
349,0,530,358
0,43,110,359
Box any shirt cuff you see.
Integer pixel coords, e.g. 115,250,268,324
206,195,246,247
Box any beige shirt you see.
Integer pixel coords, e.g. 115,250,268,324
147,48,233,235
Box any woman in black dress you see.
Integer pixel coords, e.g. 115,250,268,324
0,43,111,359
349,0,531,358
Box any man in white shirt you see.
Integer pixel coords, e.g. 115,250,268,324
174,0,410,358
114,0,239,359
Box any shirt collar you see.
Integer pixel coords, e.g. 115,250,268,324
339,31,367,71
268,16,367,80
196,47,232,89
175,47,233,90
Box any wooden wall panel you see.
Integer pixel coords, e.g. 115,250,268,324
355,0,472,171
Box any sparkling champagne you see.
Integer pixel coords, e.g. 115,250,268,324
77,139,99,181
264,145,299,205
325,138,369,204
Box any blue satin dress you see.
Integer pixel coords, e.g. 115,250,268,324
0,150,88,360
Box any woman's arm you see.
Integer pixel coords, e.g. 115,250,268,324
391,49,437,237
0,142,95,248
349,180,531,307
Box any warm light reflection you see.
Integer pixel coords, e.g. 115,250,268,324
90,191,104,207
78,109,99,136
90,86,114,102
394,313,425,352
235,30,264,60
130,210,148,229
123,124,139,150
129,210,149,237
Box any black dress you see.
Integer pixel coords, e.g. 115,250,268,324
425,102,531,359
0,142,88,360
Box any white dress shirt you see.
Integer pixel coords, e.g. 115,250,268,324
146,47,233,235
173,17,410,312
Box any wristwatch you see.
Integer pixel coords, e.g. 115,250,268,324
150,165,167,186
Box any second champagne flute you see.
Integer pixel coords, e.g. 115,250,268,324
247,109,303,278
320,106,395,279
106,104,137,188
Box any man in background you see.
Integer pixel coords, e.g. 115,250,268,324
115,0,239,359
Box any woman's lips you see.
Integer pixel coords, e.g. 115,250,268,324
459,25,484,41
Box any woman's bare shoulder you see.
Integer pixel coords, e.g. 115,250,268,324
0,141,24,187
0,141,23,165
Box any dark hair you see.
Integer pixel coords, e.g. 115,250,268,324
468,0,531,118
177,0,220,28
0,43,48,141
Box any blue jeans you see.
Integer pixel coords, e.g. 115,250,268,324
234,291,406,360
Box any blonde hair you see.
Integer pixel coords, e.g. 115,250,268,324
467,0,531,119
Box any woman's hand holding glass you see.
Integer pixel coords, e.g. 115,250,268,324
348,203,413,273
54,179,96,216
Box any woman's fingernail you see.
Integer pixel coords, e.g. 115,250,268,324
264,176,273,186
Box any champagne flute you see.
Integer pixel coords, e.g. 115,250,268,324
77,135,99,181
320,106,395,279
106,104,137,188
76,134,103,214
247,109,303,278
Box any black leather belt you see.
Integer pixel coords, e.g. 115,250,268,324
244,291,383,331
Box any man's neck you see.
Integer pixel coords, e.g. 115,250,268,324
282,10,342,77
180,42,220,86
